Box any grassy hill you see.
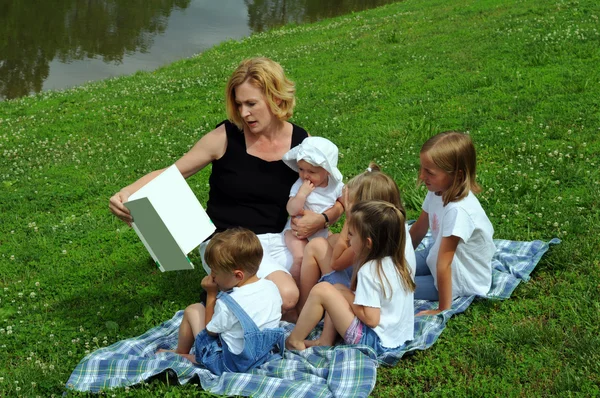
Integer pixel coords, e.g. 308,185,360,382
0,0,598,395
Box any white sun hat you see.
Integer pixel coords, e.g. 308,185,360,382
282,136,343,183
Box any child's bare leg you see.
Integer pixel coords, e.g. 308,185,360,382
326,233,340,246
286,282,355,351
157,303,206,355
285,230,307,285
305,280,350,347
298,237,333,313
304,313,338,347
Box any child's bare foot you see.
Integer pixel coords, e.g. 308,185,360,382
285,337,307,351
304,339,332,348
180,353,197,363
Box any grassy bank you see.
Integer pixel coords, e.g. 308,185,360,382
1,0,599,395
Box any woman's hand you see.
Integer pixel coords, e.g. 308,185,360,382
291,209,323,239
292,201,344,239
109,190,133,226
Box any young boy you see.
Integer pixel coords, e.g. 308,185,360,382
159,228,284,375
282,136,344,283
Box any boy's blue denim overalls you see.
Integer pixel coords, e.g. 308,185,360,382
193,291,285,375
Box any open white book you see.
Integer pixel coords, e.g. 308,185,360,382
124,165,215,272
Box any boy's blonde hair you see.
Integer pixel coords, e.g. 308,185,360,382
420,131,481,206
225,57,296,130
204,228,263,275
346,162,406,217
348,201,416,297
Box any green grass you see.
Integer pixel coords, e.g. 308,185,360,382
1,0,599,396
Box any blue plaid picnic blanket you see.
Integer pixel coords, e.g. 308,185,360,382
66,237,559,396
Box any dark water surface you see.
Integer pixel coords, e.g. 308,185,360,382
1,0,398,101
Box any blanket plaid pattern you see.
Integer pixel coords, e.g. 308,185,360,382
66,238,558,396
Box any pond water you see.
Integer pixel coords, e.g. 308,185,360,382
0,0,398,101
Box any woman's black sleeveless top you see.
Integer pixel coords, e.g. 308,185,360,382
206,120,308,235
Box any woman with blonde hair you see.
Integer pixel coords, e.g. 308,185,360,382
109,57,343,312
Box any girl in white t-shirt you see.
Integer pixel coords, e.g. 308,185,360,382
286,200,416,353
409,131,495,316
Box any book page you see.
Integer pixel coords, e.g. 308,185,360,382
126,197,193,272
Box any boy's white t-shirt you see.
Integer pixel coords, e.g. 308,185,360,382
353,257,414,348
422,191,495,298
206,278,282,355
284,177,344,240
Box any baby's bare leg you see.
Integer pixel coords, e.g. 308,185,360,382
298,237,333,313
285,229,308,285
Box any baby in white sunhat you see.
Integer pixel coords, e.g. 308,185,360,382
282,136,344,283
